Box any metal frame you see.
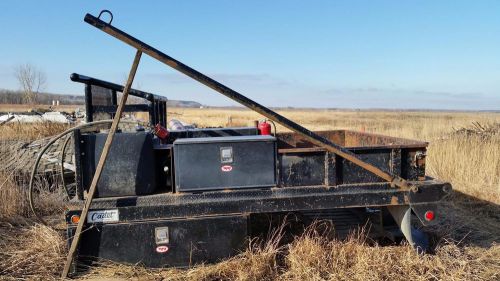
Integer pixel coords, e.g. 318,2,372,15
71,73,168,127
67,180,451,221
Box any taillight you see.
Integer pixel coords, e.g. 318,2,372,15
424,210,435,221
70,215,80,224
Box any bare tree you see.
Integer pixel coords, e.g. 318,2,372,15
14,63,47,104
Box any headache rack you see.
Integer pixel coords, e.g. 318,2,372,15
70,73,168,127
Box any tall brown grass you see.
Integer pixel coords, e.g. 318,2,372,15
0,222,66,280
0,173,31,218
0,122,69,141
428,136,500,203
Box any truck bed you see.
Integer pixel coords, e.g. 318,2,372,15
66,129,450,270
69,129,449,215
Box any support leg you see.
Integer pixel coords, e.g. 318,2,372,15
387,205,429,253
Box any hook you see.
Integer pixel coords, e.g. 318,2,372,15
98,10,113,24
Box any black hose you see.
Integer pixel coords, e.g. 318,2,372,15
59,134,73,200
29,120,143,225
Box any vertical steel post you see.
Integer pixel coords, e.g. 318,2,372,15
111,89,118,119
84,84,93,123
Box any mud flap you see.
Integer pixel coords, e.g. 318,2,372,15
387,205,429,253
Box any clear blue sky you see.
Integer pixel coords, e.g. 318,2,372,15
0,1,499,110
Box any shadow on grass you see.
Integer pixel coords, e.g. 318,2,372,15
430,190,499,248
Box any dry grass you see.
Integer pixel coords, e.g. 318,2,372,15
0,108,499,280
0,104,73,141
280,229,499,281
168,108,499,140
0,122,69,141
0,222,66,280
428,136,500,203
0,173,30,218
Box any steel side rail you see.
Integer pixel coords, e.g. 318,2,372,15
83,12,411,190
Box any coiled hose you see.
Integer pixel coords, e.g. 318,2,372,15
29,120,145,225
59,134,73,200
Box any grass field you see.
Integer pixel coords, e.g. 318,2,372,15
0,108,499,280
0,103,78,113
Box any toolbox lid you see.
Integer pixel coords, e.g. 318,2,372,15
174,135,276,145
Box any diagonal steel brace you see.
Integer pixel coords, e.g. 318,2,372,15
61,50,142,278
83,12,413,191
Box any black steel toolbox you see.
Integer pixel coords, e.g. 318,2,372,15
173,135,277,192
77,132,156,197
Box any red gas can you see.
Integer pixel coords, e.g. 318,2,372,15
258,121,272,135
153,124,169,140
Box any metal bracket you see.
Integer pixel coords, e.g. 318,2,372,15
411,203,439,226
387,205,429,253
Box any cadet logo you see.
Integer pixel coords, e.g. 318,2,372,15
87,209,119,223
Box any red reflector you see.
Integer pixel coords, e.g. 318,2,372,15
424,211,435,221
70,215,80,224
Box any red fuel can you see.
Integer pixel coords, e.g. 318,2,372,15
258,121,272,135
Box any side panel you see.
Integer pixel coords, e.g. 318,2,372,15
341,149,392,184
69,215,248,268
79,132,156,197
279,152,325,186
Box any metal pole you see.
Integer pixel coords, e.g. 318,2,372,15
61,50,142,278
83,13,411,190
84,84,93,123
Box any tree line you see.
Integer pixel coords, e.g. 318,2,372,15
0,63,83,105
0,89,84,105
